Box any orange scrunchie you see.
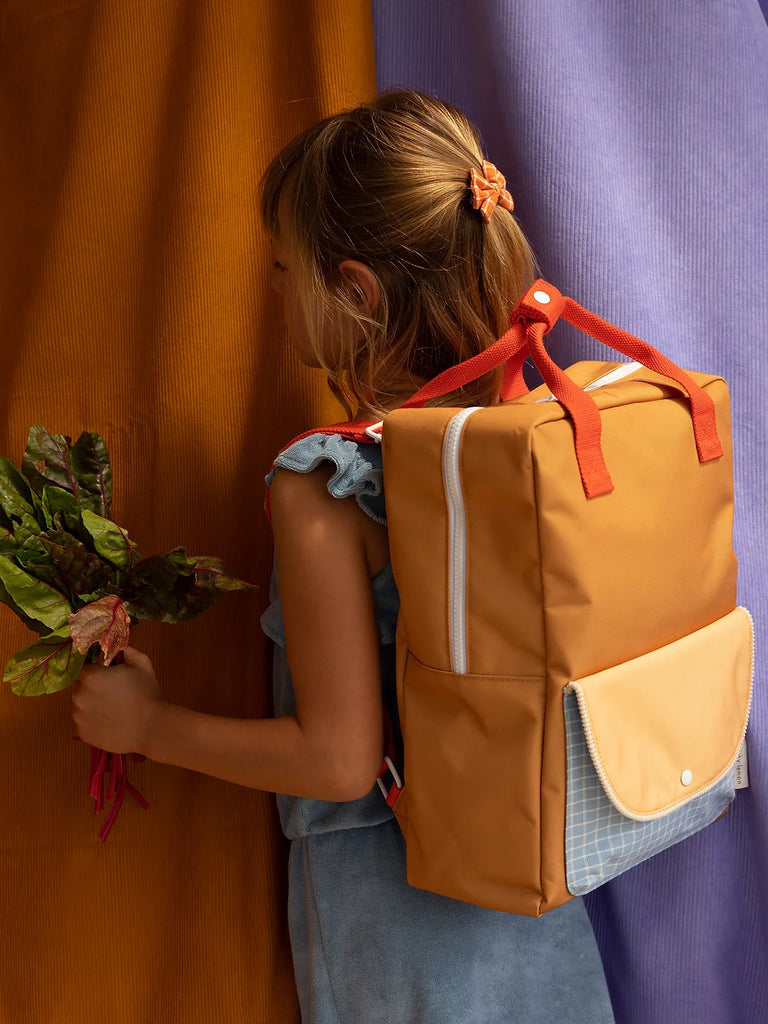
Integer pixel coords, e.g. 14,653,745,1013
468,161,514,223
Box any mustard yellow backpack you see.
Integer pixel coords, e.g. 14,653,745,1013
304,280,754,916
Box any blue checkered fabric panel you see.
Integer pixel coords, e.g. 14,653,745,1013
563,689,736,896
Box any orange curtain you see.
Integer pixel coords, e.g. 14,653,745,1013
0,2,375,1021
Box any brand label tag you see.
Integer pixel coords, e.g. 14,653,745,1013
734,737,750,790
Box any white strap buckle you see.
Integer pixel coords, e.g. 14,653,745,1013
376,755,403,798
365,421,384,443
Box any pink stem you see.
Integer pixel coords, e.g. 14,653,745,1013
97,770,128,843
89,748,108,814
86,746,149,840
106,753,123,802
125,781,150,810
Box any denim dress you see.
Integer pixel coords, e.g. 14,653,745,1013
261,435,615,1024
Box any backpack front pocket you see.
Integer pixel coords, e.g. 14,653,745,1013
563,607,754,895
398,652,547,914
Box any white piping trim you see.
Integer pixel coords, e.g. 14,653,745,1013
536,361,643,402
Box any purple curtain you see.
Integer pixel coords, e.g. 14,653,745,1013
372,3,768,1022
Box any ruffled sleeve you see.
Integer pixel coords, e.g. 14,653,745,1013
266,433,386,525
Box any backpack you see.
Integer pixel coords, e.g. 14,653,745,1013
280,279,753,917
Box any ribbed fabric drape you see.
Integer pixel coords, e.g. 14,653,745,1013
0,3,374,1022
373,3,767,1023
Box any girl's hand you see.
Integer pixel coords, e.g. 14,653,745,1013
71,646,163,755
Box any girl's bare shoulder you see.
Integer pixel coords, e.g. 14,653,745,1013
270,462,362,528
270,465,389,578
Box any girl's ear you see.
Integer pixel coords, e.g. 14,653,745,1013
338,260,380,317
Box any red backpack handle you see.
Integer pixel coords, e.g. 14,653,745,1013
271,280,724,501
402,279,723,498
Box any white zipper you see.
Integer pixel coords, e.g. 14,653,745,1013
536,361,643,402
439,360,637,673
443,408,481,674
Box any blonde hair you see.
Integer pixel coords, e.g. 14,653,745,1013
261,90,536,417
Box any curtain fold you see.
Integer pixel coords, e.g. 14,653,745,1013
373,3,768,1023
0,2,375,1021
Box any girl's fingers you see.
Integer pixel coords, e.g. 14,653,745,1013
74,663,113,693
76,648,153,683
121,646,152,670
76,664,99,683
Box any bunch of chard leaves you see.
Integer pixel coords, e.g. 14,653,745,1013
0,425,257,840
0,425,255,696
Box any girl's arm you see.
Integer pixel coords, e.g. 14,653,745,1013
71,467,385,802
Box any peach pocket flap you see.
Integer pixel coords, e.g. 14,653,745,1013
565,607,753,821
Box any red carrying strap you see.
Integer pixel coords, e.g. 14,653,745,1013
269,279,724,501
560,296,724,465
403,279,724,499
525,317,614,496
377,708,403,808
278,420,378,446
401,320,530,409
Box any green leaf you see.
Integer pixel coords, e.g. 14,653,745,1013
12,512,43,547
75,585,121,604
122,548,256,624
121,549,200,623
69,595,130,665
15,534,67,591
80,510,140,570
21,427,113,518
67,431,113,518
0,457,37,521
0,555,72,630
186,555,258,594
38,529,115,597
41,485,83,532
0,576,49,633
0,507,17,554
3,626,85,695
21,426,77,499
0,524,17,554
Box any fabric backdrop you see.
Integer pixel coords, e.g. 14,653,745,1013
373,2,768,1023
0,2,374,1022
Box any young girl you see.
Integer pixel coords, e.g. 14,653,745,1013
72,90,615,1024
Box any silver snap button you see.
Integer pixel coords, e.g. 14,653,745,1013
681,769,693,786
533,290,550,304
